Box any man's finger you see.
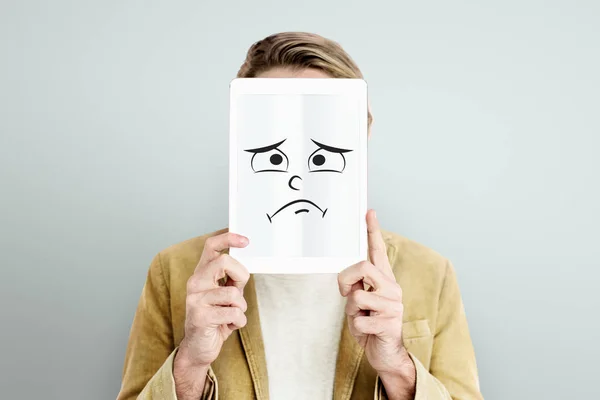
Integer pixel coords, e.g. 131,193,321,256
206,306,246,328
338,260,396,298
198,231,249,268
225,308,248,332
189,254,250,293
345,289,403,318
366,210,394,277
350,281,363,293
199,286,248,312
206,254,250,292
353,315,402,337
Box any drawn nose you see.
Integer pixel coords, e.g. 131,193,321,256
288,175,302,191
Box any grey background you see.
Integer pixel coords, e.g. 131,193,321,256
1,1,599,399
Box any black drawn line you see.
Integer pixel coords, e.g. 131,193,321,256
288,175,302,190
244,139,287,153
266,199,328,223
308,169,343,174
310,139,353,153
253,169,289,174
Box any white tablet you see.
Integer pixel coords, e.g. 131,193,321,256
229,78,368,273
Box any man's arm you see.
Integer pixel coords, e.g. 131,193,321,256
116,254,216,400
376,260,483,400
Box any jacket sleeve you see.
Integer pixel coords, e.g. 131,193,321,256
375,260,483,400
116,254,218,400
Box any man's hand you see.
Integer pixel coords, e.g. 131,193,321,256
174,232,250,400
338,210,416,400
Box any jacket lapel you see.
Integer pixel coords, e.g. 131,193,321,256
239,275,270,400
333,316,364,400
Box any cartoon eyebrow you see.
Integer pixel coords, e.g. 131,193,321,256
244,139,287,153
310,139,353,153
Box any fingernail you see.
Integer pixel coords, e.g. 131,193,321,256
239,236,249,246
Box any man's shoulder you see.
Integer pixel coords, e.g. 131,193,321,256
381,230,452,318
381,229,449,282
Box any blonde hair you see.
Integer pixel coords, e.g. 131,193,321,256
237,32,373,128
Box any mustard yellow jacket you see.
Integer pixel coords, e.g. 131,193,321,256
117,229,483,400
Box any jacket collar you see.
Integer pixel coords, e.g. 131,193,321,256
239,274,364,400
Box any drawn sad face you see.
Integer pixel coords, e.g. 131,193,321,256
233,93,361,258
244,138,353,222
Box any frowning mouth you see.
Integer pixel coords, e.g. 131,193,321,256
266,199,328,223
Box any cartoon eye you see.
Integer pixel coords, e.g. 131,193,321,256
308,139,353,173
244,139,289,173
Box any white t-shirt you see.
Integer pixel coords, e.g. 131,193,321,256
253,273,347,400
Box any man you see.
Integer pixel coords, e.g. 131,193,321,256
117,32,483,400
